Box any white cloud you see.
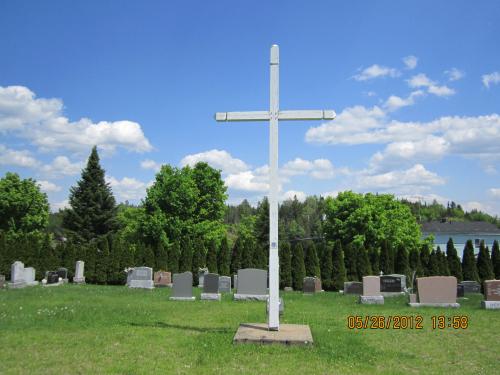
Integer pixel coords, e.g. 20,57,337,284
384,90,424,112
0,85,152,153
224,171,269,192
353,64,400,81
403,56,418,70
355,164,445,191
428,85,455,97
51,199,69,212
445,68,464,81
489,188,500,198
407,73,435,88
0,145,40,168
38,180,61,193
106,176,151,201
482,72,500,88
281,190,306,202
140,159,162,172
398,193,449,206
282,158,336,179
463,201,490,212
41,156,82,178
322,191,340,198
180,149,249,174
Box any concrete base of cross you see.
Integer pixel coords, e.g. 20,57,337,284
233,323,313,346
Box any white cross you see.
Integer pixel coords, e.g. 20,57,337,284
216,45,335,331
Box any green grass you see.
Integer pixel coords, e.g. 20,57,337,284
0,285,498,375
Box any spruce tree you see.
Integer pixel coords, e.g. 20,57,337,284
446,237,462,281
395,244,409,276
179,236,192,272
191,237,206,285
252,244,266,270
38,233,58,277
168,241,180,273
230,237,242,275
85,242,97,283
62,146,117,243
492,240,500,279
344,243,358,281
120,242,134,283
331,240,346,291
206,239,218,273
142,244,155,268
304,241,320,277
436,246,449,276
241,238,254,269
409,248,424,277
61,240,77,280
379,240,391,275
279,242,293,289
368,247,379,275
217,236,230,276
462,240,479,281
477,240,494,283
155,241,168,271
291,242,306,290
420,243,431,276
0,231,7,276
428,250,440,276
321,243,333,290
95,237,109,284
356,244,371,279
108,236,123,284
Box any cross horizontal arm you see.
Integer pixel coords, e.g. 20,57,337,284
215,110,336,122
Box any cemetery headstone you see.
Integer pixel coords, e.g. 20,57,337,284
314,278,322,292
234,268,268,301
284,286,293,292
303,277,319,294
73,261,85,284
170,271,195,301
198,268,208,288
360,276,384,304
343,281,363,295
219,276,232,293
380,275,405,296
460,281,481,294
126,267,154,289
0,275,5,289
9,261,27,288
154,271,172,287
201,273,221,301
482,280,500,309
43,271,62,287
409,276,459,307
23,267,38,286
57,268,69,283
457,283,465,298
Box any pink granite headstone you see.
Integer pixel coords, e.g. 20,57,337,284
154,271,171,287
363,276,381,296
484,280,500,301
417,276,457,304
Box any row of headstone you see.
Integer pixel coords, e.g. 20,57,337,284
343,274,407,296
9,261,38,288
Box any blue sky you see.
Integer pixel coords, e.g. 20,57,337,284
1,1,500,214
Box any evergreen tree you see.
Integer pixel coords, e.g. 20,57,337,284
279,242,293,289
206,239,218,273
291,242,306,290
230,237,242,275
95,237,109,284
492,240,500,279
409,248,424,277
304,241,320,277
62,146,118,243
61,240,77,280
167,241,180,273
379,240,391,275
241,238,254,269
436,246,449,276
217,236,231,276
155,241,168,271
395,244,409,276
420,243,431,276
331,240,346,291
252,244,267,270
356,244,371,279
0,231,8,276
462,240,479,281
428,250,440,276
446,237,462,281
85,242,97,283
142,244,155,268
120,242,135,283
344,243,358,281
108,236,123,284
179,236,192,272
192,236,206,285
38,233,58,278
368,247,379,275
477,240,494,283
320,243,333,290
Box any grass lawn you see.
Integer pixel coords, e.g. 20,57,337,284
0,285,498,374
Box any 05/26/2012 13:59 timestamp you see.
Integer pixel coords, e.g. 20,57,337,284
347,315,470,330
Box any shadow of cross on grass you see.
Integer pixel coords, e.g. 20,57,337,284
128,321,232,334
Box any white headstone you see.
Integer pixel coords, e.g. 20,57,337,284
126,267,154,289
73,260,85,284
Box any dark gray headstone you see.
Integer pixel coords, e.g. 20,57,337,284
57,267,68,279
47,271,59,284
219,276,231,293
172,272,193,298
203,273,219,294
380,276,402,293
457,283,464,298
303,277,316,293
237,268,267,295
344,281,363,295
460,281,481,294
